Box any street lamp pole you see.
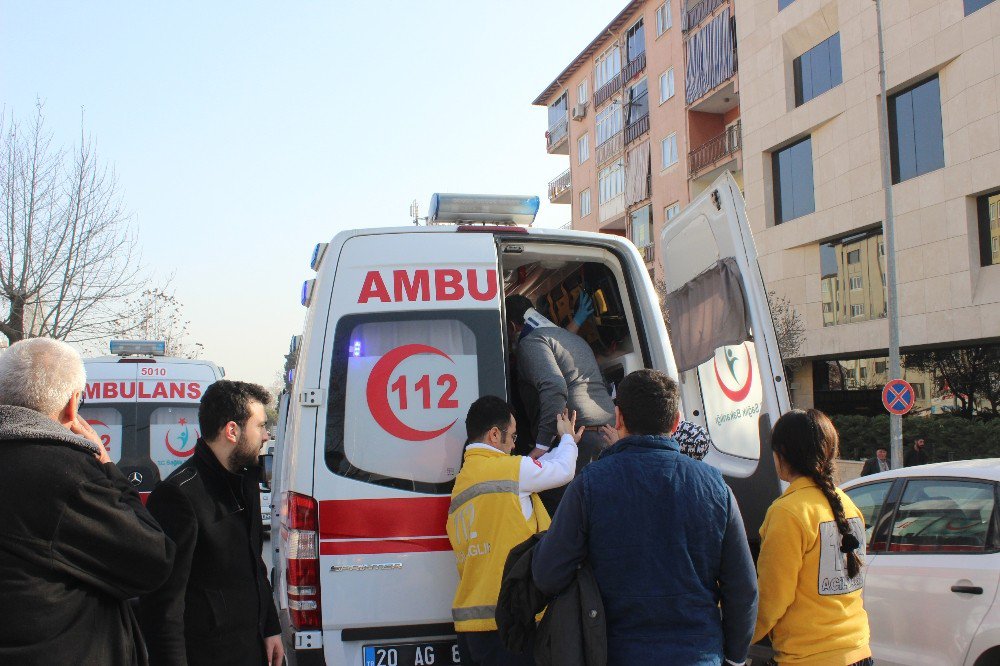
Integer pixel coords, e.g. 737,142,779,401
874,0,904,468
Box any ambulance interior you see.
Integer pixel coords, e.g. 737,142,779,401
498,240,647,434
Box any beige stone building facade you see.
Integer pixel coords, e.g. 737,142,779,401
736,0,1000,412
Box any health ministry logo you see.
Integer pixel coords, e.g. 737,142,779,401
165,418,199,457
713,343,754,402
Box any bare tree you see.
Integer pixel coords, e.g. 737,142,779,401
0,103,140,345
110,285,201,359
768,290,806,372
904,345,1000,418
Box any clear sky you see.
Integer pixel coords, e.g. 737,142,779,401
1,0,621,386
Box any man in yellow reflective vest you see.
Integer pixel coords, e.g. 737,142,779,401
448,396,581,666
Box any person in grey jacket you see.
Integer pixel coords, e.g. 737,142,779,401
506,294,614,511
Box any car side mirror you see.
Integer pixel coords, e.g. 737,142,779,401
258,453,274,492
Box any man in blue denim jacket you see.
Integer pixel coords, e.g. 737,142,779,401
531,369,758,666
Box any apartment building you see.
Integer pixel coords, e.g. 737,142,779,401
534,0,740,278
738,0,1000,413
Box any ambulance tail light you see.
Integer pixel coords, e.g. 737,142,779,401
285,492,322,630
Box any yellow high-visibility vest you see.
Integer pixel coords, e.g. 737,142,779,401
447,446,550,632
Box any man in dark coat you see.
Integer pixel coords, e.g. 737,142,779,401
904,437,929,467
0,338,175,665
531,369,758,666
140,380,282,666
860,446,890,476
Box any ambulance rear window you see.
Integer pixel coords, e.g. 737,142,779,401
325,310,506,494
79,407,124,464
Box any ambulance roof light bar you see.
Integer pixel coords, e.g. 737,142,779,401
427,193,539,227
110,340,166,357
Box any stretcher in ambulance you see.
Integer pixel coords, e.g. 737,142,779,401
272,174,790,665
80,340,224,496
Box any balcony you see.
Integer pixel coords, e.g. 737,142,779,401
625,114,649,146
689,120,741,177
546,116,569,154
640,243,655,264
594,52,646,108
682,0,728,32
548,168,572,204
596,131,624,166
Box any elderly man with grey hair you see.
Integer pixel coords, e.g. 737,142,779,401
0,337,175,666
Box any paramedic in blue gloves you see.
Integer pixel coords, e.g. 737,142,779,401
505,293,615,512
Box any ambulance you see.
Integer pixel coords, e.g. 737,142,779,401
272,173,790,665
80,340,225,496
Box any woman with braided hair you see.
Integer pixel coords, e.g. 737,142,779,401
752,409,872,666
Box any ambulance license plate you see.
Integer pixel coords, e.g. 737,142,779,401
363,640,460,666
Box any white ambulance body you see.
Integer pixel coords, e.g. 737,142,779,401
273,173,790,666
80,341,224,496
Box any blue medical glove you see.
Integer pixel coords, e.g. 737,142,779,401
573,291,594,326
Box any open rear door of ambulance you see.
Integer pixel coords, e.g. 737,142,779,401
659,171,791,547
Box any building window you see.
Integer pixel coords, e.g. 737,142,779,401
821,230,887,327
772,137,815,223
627,79,649,127
630,204,653,248
580,188,592,217
661,134,678,168
977,189,1000,267
779,0,796,9
665,202,680,221
889,75,945,184
875,361,887,374
859,366,868,380
578,80,588,105
599,158,626,204
965,0,996,15
626,19,645,61
656,1,672,35
578,134,590,164
912,383,926,399
659,68,675,103
793,33,842,106
548,92,568,133
595,45,622,90
596,101,623,146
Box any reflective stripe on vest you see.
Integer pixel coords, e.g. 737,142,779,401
452,605,497,622
449,480,520,514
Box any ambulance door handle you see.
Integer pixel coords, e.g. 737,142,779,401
951,585,983,595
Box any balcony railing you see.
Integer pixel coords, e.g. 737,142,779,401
548,168,572,203
683,0,728,31
689,120,741,176
594,52,646,108
625,114,649,146
545,116,569,152
596,131,624,166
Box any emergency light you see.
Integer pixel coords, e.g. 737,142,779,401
310,243,328,271
110,340,166,357
427,193,539,226
301,279,316,307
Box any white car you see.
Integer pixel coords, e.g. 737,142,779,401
841,459,1000,666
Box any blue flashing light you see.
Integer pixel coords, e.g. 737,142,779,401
300,279,315,307
310,242,328,271
110,340,166,357
427,193,540,226
351,340,362,358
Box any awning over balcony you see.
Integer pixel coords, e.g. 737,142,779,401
625,141,650,206
685,7,736,105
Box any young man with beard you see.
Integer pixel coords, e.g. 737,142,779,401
140,380,282,666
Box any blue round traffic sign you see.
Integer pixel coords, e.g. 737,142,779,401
882,379,915,415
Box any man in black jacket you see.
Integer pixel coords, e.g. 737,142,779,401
140,380,282,666
860,446,890,476
0,337,175,666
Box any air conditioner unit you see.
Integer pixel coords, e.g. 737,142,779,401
572,103,587,120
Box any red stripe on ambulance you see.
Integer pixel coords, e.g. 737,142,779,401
318,497,450,540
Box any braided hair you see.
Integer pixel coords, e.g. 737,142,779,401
771,409,863,579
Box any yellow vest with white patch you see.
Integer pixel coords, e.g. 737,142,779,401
447,446,551,632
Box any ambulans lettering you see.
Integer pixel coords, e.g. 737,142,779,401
85,381,203,401
358,268,498,304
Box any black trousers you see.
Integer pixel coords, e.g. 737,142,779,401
456,631,534,666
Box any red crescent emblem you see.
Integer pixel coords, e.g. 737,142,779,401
86,420,112,451
713,343,754,402
165,429,198,458
366,344,458,442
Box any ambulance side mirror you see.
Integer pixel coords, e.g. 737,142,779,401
258,453,274,492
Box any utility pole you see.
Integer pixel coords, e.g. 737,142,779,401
874,0,904,468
